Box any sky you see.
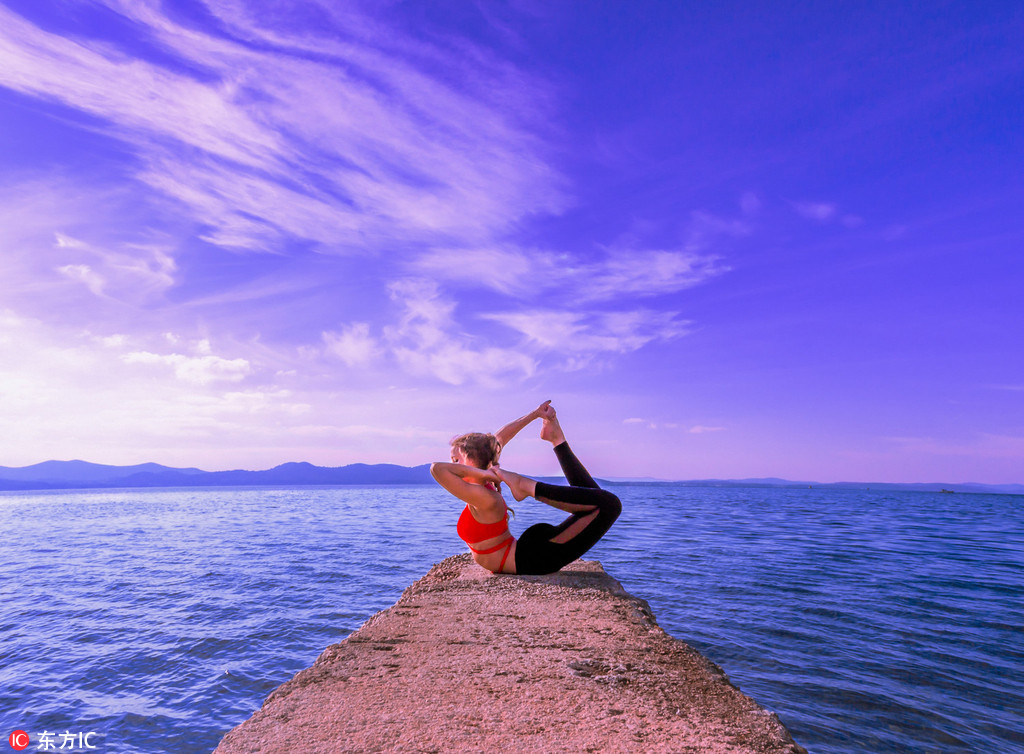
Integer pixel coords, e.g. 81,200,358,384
0,1,1021,483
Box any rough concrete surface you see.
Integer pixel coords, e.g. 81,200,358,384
215,555,806,753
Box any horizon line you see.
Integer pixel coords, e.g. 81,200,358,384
0,458,1020,490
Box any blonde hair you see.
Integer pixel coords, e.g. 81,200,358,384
450,432,514,516
449,432,501,469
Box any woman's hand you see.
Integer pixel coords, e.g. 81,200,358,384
495,400,552,449
430,462,503,506
445,462,495,483
473,466,502,487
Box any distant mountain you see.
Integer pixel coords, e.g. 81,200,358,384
0,460,1019,495
602,476,667,482
666,477,812,487
0,460,432,490
117,462,433,488
0,460,205,484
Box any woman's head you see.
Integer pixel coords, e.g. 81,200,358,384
450,432,501,469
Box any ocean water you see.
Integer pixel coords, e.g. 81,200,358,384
1,484,1021,753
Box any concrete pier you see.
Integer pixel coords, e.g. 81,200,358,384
215,555,806,753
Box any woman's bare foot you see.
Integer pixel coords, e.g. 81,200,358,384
493,467,536,502
539,404,566,446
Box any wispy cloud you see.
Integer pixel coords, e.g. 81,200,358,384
289,423,449,442
0,308,481,466
308,282,693,386
0,2,565,254
122,349,251,385
58,264,107,297
0,311,292,462
383,280,536,386
791,199,862,227
0,175,165,299
623,418,660,430
578,248,726,301
301,279,540,388
409,239,729,301
54,232,176,302
0,3,735,394
622,418,711,432
478,306,691,374
322,323,378,369
486,308,690,358
312,273,699,386
0,1,591,391
793,201,838,221
408,247,551,295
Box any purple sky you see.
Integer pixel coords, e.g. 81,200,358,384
0,1,1021,482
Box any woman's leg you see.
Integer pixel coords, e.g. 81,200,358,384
501,405,621,575
499,468,621,576
551,442,598,490
533,480,620,547
540,408,599,490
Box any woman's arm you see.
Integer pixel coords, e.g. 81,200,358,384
494,400,550,449
430,462,501,507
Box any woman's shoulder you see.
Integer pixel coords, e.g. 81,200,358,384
470,485,506,511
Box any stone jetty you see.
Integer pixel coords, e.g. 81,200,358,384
215,554,806,753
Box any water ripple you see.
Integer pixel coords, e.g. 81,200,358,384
1,485,1021,753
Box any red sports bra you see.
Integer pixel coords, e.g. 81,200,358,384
457,505,509,542
457,506,513,572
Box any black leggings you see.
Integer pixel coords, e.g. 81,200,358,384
513,442,621,575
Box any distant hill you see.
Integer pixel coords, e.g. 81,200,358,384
0,460,433,490
0,460,205,483
0,460,1019,495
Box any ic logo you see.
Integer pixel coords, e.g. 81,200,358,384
8,730,30,751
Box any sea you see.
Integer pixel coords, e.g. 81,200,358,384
1,484,1021,753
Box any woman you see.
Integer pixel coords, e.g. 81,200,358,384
429,401,621,575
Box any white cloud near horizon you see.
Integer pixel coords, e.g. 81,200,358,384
122,349,252,385
622,418,716,432
0,310,440,467
0,308,544,468
0,312,259,455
